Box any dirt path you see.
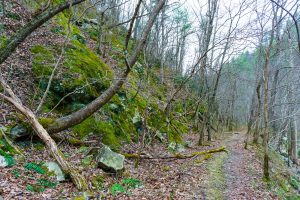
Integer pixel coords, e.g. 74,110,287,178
223,132,274,199
203,132,275,200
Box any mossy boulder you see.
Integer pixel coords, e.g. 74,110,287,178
30,39,114,112
72,117,120,149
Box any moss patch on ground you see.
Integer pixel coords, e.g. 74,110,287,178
205,152,227,200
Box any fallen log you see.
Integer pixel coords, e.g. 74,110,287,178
122,146,227,160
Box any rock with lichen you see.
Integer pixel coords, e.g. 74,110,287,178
96,145,125,173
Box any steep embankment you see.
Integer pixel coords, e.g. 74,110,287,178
0,1,188,148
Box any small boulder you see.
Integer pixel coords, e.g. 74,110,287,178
43,162,65,182
0,155,8,168
96,145,125,173
9,125,28,139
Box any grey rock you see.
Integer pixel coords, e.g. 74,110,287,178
44,162,65,182
0,155,8,168
96,145,125,173
9,125,28,139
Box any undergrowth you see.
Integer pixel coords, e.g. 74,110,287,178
254,145,300,199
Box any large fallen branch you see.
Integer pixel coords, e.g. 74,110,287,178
122,146,227,160
0,78,88,191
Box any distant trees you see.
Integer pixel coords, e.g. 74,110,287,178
228,0,300,172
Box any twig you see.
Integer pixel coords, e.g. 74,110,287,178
35,50,64,114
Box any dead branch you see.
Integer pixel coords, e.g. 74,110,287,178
122,146,227,160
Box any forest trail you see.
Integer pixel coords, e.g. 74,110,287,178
203,131,275,200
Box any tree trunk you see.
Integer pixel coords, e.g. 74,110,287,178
245,83,258,148
268,69,279,131
198,122,205,146
253,79,262,144
262,17,275,181
289,116,297,164
287,35,298,164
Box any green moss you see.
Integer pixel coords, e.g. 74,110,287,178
290,177,299,190
38,118,56,128
91,175,104,191
62,40,113,102
173,101,185,113
95,121,120,149
31,39,114,112
31,45,55,77
285,195,300,200
113,113,135,143
55,13,82,36
6,11,21,20
72,117,95,138
0,35,8,49
72,117,120,149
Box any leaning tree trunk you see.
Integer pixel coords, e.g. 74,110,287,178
0,0,86,65
0,79,87,190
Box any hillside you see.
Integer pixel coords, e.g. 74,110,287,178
1,0,300,199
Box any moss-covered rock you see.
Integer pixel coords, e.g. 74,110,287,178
31,39,113,113
72,117,120,149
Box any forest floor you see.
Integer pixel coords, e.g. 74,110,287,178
0,131,284,199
